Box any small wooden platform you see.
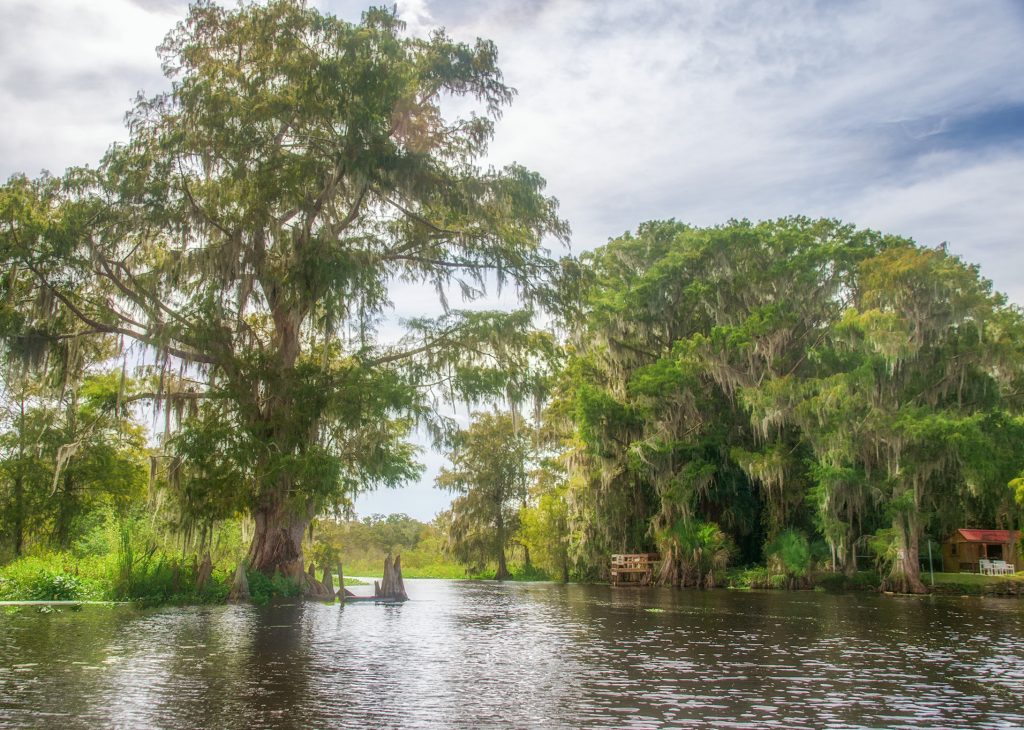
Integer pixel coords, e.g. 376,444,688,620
611,553,660,586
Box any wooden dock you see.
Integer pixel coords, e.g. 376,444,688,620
610,553,660,586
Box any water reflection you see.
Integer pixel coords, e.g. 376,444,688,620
2,582,1024,728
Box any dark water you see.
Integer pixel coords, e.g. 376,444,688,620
2,581,1024,729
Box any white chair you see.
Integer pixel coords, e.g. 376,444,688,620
979,559,993,575
993,560,1014,575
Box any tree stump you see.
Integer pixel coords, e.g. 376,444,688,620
373,553,409,602
228,562,250,602
392,554,409,601
321,566,334,596
302,561,332,600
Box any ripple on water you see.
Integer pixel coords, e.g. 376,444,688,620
2,584,1024,728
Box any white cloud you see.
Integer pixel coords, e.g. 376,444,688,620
437,0,1024,292
394,0,434,37
0,0,173,177
836,151,1024,304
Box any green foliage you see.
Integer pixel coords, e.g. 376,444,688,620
552,216,1024,593
0,511,240,605
816,570,882,593
0,0,568,576
0,556,99,601
656,519,732,588
309,513,465,579
765,529,812,579
518,458,571,581
726,566,783,590
246,569,302,605
437,411,533,579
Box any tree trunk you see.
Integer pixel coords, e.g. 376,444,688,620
228,562,250,602
495,547,510,581
391,554,408,600
13,396,26,557
494,510,510,580
54,471,75,550
247,502,310,580
243,299,314,582
843,540,859,577
883,516,927,594
195,551,213,592
12,472,24,557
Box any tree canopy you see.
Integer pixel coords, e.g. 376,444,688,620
0,0,566,579
551,218,1024,591
436,410,532,580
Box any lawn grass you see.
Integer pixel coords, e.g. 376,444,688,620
927,571,1024,596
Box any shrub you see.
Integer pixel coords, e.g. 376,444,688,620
511,563,550,581
816,569,881,592
726,566,771,589
247,569,302,605
0,553,104,601
765,529,812,588
657,520,733,588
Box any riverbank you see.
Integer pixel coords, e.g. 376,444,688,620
724,566,1024,596
6,551,1023,608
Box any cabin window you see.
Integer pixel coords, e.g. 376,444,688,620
951,544,957,556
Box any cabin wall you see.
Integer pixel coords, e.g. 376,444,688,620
942,540,982,573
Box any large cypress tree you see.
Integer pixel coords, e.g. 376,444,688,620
0,1,566,579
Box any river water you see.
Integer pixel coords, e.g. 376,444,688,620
2,580,1023,728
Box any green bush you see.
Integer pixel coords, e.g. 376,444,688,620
0,553,105,601
511,563,551,581
246,569,302,605
765,529,812,586
725,566,786,589
0,569,91,601
30,572,88,601
727,566,767,589
815,570,881,592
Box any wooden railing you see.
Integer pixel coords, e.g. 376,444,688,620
610,553,660,586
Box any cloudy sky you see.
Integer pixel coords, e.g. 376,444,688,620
2,0,1022,520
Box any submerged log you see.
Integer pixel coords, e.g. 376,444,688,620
228,562,250,602
195,551,213,592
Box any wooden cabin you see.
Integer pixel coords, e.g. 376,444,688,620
942,529,1021,573
610,553,660,586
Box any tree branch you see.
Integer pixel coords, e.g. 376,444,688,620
26,261,217,365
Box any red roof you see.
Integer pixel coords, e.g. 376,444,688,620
956,529,1020,543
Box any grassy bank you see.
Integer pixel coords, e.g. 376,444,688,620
0,550,232,606
722,566,1024,596
927,572,1024,596
343,560,553,581
722,566,880,591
